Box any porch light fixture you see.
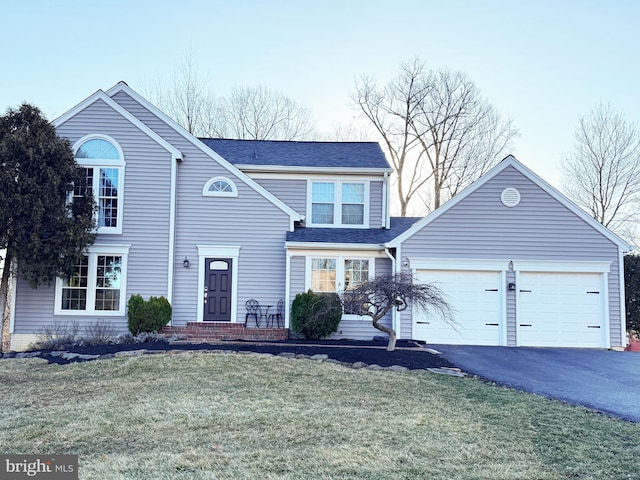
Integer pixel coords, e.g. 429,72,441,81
508,282,516,291
183,257,190,268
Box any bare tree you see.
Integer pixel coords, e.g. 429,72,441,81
142,50,216,135
560,102,640,243
207,85,317,140
343,272,452,351
353,58,518,215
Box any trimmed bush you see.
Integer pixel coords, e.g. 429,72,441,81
127,294,172,335
290,290,342,340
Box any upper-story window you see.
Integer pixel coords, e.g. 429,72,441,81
203,176,238,197
74,136,125,234
309,180,369,227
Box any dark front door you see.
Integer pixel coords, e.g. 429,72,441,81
204,258,232,321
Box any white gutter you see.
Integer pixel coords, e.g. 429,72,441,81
382,172,390,229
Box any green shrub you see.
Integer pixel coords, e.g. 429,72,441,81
127,294,172,335
625,254,640,337
290,290,342,340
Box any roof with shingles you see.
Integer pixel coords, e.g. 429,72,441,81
286,217,421,245
200,138,391,169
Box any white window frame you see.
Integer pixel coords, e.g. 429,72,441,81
202,176,238,197
73,134,126,235
305,255,375,320
307,180,369,228
55,244,130,316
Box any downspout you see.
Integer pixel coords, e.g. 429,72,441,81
285,248,291,328
167,155,180,315
382,172,390,229
384,245,399,338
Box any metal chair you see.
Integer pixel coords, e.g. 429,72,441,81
245,299,262,327
267,299,284,328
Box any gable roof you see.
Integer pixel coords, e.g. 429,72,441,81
200,138,392,173
52,90,183,162
286,217,420,248
103,82,303,224
387,155,633,251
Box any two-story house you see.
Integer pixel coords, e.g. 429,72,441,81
7,82,631,351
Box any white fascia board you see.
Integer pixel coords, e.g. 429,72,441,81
237,164,393,176
285,242,386,253
105,82,303,225
387,155,633,251
53,90,183,162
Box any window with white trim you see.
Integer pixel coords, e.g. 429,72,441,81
309,256,373,318
309,181,368,227
56,246,129,316
74,136,125,234
203,176,238,197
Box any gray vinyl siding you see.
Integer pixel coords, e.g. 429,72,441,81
111,91,292,325
12,99,173,335
399,165,623,346
369,181,383,228
254,178,307,213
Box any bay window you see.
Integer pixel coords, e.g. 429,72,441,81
309,256,373,318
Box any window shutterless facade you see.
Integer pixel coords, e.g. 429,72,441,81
73,136,125,234
308,256,373,318
55,245,130,316
308,180,369,227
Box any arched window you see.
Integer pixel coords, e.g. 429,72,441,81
73,135,125,234
203,176,238,197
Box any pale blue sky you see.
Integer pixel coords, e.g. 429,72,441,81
1,0,638,188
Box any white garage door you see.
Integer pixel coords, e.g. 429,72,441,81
517,272,604,347
413,270,503,345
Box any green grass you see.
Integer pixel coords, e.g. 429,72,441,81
1,351,639,479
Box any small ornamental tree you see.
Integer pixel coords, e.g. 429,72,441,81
290,290,342,340
0,104,97,352
624,254,640,338
343,272,453,351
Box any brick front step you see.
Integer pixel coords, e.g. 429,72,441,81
161,322,288,342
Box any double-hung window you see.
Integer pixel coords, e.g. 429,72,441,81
74,136,125,234
309,181,368,227
56,246,129,316
309,256,373,318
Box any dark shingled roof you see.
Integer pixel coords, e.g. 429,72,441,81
286,217,421,245
200,138,391,169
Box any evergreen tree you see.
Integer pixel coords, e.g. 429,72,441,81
0,104,96,351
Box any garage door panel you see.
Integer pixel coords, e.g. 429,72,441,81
414,270,502,345
518,272,603,347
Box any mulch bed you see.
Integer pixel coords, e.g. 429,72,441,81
27,339,455,370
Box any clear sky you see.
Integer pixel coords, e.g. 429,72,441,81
1,0,638,188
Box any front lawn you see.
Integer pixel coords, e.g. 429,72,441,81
1,351,638,479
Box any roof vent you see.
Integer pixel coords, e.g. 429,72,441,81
501,187,521,207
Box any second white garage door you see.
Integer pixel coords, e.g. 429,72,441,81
413,270,503,345
517,272,604,347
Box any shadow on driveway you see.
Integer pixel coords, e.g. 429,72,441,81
432,345,640,422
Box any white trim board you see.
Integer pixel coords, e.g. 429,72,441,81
105,82,303,228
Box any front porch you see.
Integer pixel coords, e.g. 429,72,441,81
161,322,289,342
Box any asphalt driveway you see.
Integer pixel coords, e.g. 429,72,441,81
431,345,640,422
